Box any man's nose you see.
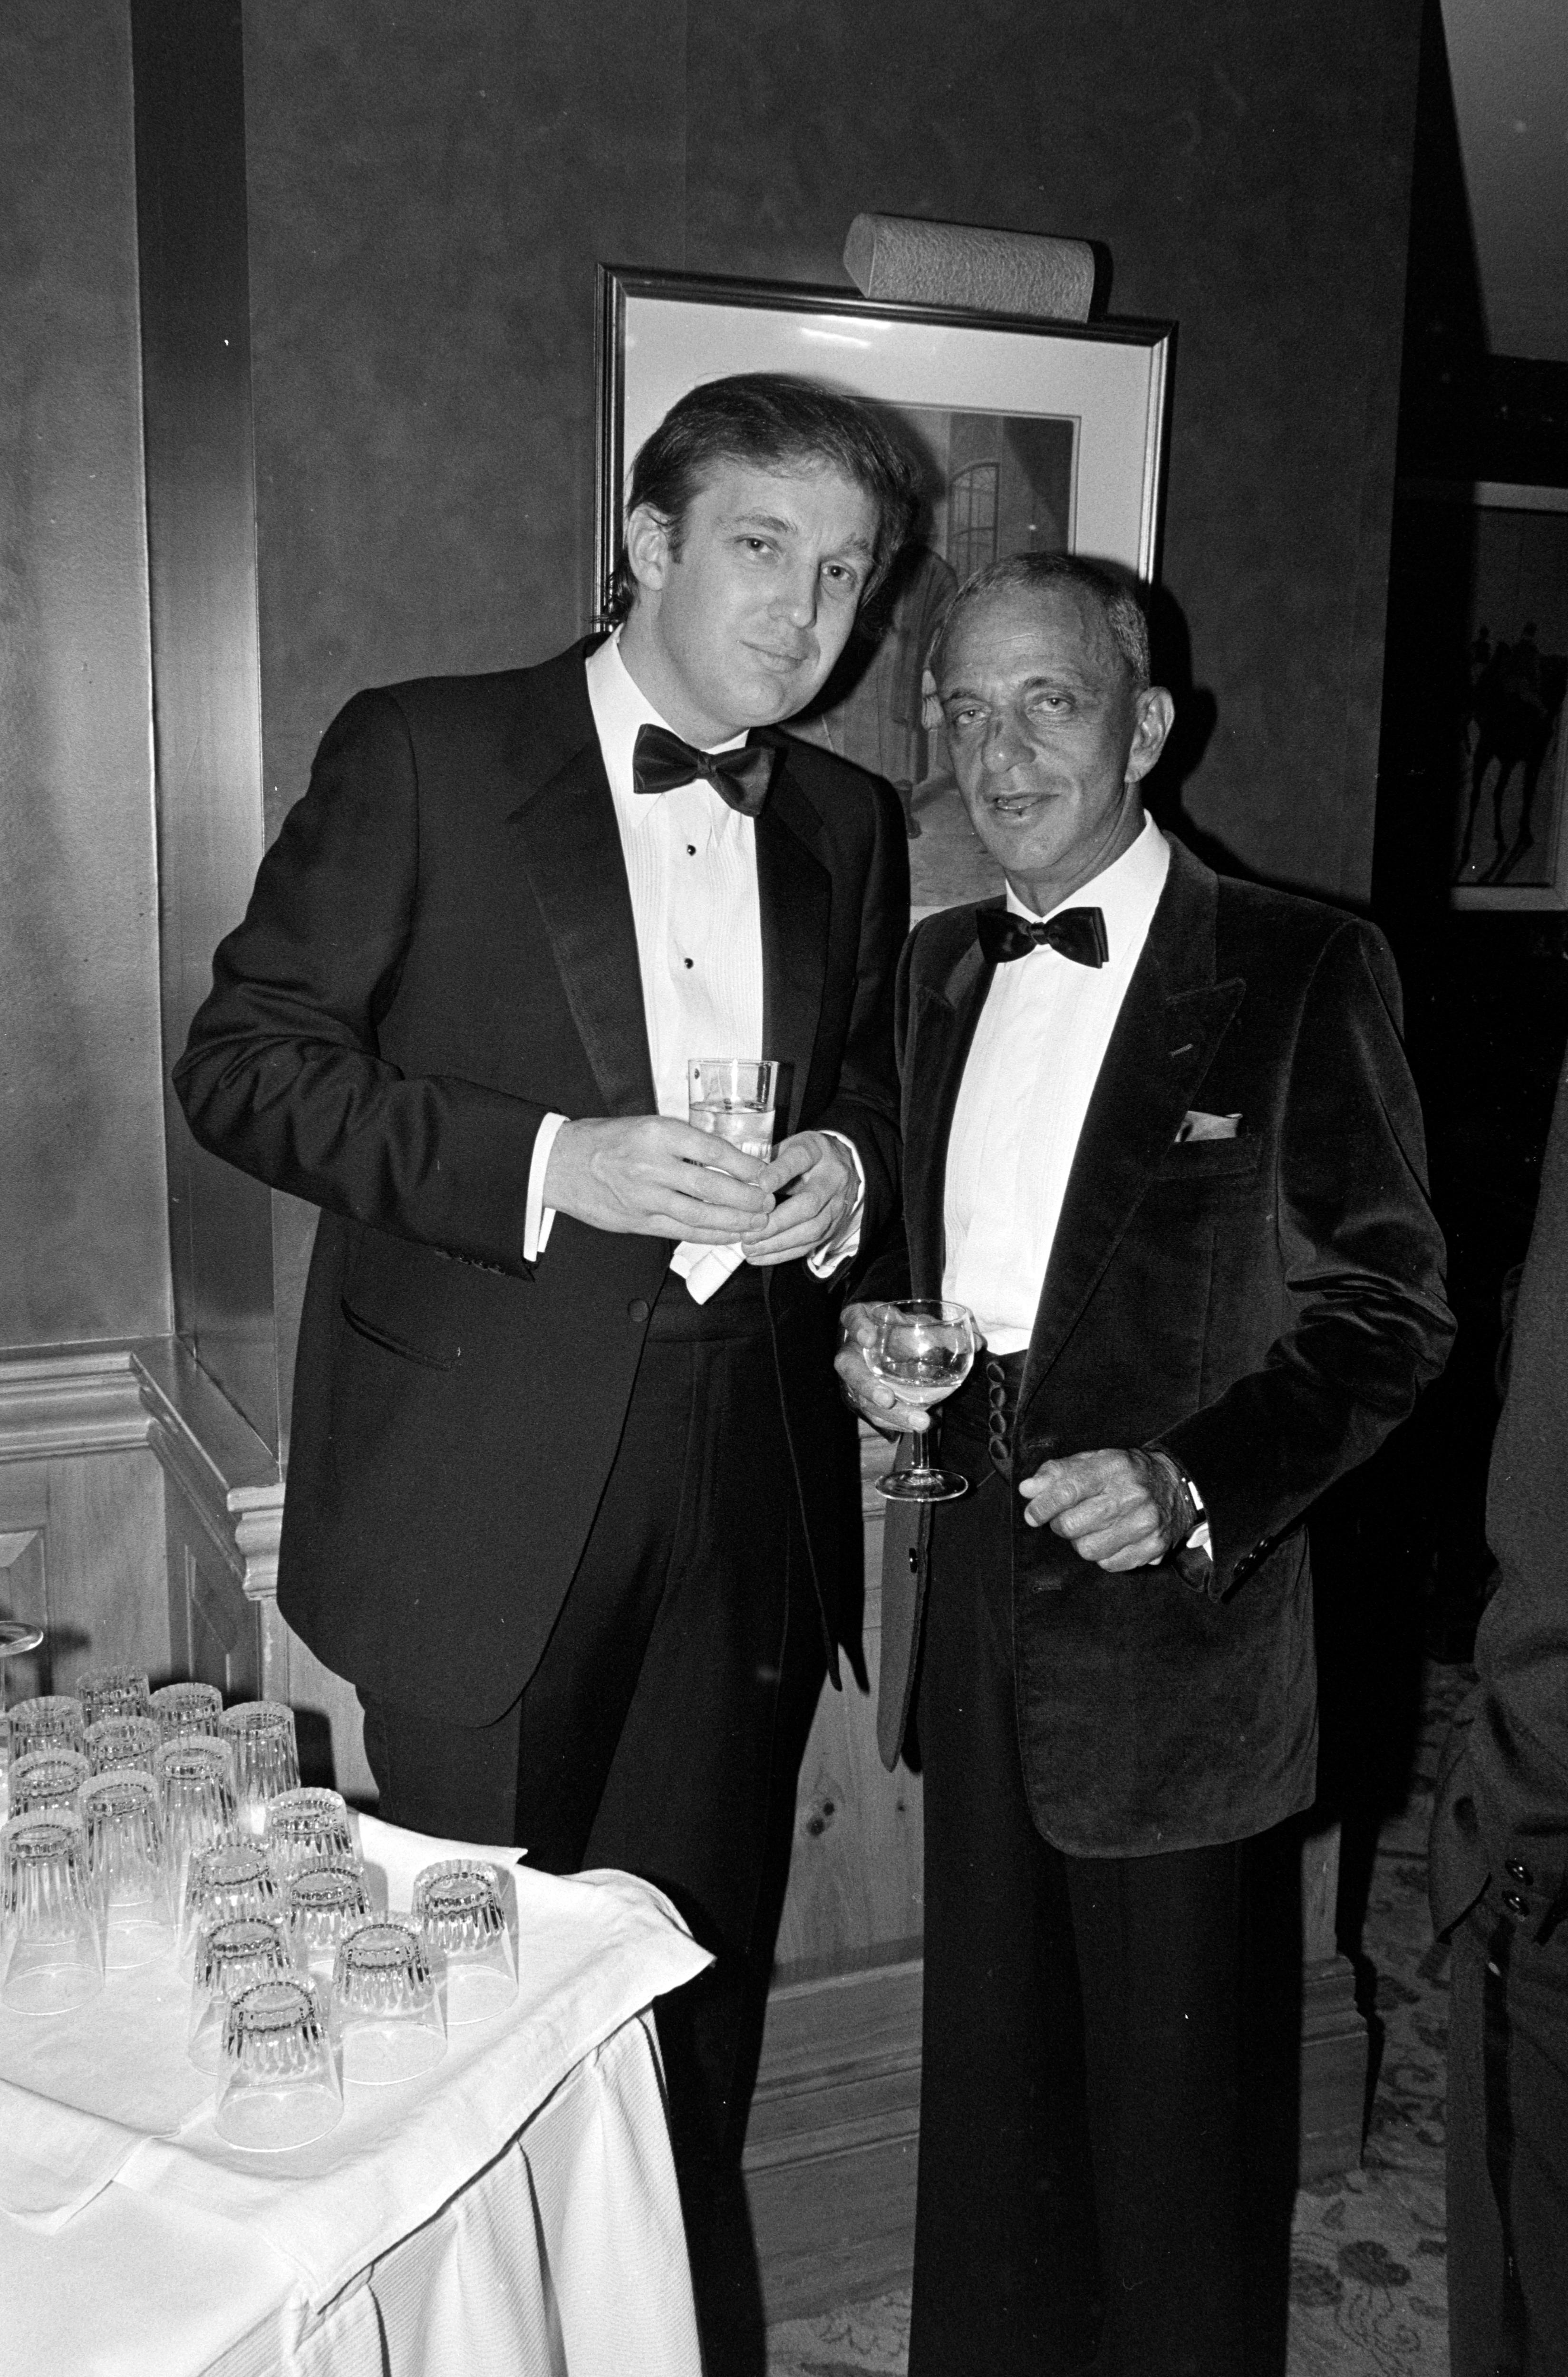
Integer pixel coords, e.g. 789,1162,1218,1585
773,566,819,631
981,709,1029,772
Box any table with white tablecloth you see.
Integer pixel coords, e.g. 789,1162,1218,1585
0,1814,711,2377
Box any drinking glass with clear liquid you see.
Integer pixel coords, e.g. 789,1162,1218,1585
687,1059,778,1160
864,1299,979,1503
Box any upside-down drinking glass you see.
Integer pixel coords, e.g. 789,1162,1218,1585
0,1808,104,2014
412,1859,516,2024
264,1787,357,1880
78,1769,173,1968
6,1693,84,1768
179,1838,285,1965
8,1747,90,1818
333,1914,446,2083
77,1666,153,1730
189,1913,296,2075
155,1735,238,1897
150,1681,225,1742
284,1861,373,1987
218,1703,300,1838
216,1976,343,2148
85,1714,163,1778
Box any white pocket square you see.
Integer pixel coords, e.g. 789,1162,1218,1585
1175,1110,1242,1143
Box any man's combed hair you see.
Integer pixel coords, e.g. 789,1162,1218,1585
929,550,1152,692
606,373,921,626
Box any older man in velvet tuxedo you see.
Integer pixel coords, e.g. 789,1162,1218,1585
839,551,1453,2377
175,374,916,2342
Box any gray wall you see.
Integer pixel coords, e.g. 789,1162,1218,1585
239,0,1425,1430
0,0,169,1351
243,0,1422,900
1,0,1427,1445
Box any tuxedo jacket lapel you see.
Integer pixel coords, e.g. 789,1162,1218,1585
508,724,658,1121
1022,843,1244,1402
755,759,832,1137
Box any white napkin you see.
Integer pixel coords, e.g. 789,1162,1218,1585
668,1239,745,1303
0,1951,212,2229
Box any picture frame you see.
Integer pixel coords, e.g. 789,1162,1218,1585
595,267,1174,916
1393,479,1568,914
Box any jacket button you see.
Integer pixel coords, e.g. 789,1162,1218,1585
907,1549,919,1574
628,1299,650,1324
1506,1860,1533,1886
1504,1892,1530,1918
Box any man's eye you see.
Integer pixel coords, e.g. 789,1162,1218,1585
946,706,985,731
822,564,861,596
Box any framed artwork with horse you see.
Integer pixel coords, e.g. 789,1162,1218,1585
1394,480,1568,912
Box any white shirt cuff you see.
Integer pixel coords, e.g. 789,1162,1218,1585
1182,1467,1213,1558
524,1112,570,1263
807,1131,866,1278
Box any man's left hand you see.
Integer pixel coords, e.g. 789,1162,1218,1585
1018,1448,1194,1571
742,1132,858,1266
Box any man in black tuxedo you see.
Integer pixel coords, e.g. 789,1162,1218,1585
1432,1060,1568,2377
839,552,1453,2376
175,374,916,2336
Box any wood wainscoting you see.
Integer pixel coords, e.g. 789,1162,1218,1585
0,1351,1366,2323
0,1339,369,1797
745,1439,923,2319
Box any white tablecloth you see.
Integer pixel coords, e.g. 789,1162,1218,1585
0,1815,710,2377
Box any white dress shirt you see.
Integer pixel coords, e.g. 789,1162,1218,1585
943,814,1171,1354
524,637,861,1290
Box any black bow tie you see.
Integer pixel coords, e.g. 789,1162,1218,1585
977,905,1109,968
632,723,780,817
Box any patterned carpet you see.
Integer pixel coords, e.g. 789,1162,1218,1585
766,1663,1471,2377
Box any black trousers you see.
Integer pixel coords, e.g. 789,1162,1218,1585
909,1462,1249,2377
360,1270,825,2368
1447,1891,1568,2377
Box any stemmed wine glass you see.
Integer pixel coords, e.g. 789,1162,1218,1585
864,1300,978,1504
0,1618,46,1818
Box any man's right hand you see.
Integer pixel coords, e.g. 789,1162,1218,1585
834,1302,932,1438
543,1116,774,1241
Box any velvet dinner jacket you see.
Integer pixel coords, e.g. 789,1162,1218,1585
868,838,1454,1858
174,642,907,1724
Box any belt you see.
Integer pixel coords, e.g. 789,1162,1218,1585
944,1350,1027,1478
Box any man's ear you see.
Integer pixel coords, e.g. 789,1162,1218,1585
624,502,675,597
1126,686,1175,784
920,667,944,733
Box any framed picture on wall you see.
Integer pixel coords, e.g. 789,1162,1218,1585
1393,480,1568,913
595,267,1174,916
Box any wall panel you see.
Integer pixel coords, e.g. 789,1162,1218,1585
0,0,169,1350
133,0,278,1447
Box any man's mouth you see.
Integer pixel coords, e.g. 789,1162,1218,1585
745,644,810,673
